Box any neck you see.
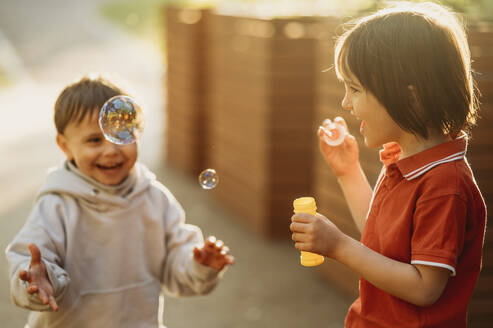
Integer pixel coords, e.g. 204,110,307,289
397,132,451,160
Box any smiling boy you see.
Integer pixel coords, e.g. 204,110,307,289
6,75,234,328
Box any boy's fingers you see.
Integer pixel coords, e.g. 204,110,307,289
27,284,38,294
204,237,216,251
38,289,48,304
291,213,314,223
290,222,309,233
291,232,308,243
204,242,215,251
48,296,59,312
315,213,330,221
19,270,30,282
294,242,308,251
345,134,357,146
318,125,331,138
322,118,332,127
28,243,41,264
226,255,235,265
193,247,203,261
334,116,348,129
221,246,230,254
215,240,224,248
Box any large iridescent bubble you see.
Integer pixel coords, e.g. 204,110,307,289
99,95,144,145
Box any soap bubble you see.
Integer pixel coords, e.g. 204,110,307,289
319,118,347,146
99,95,144,145
199,169,219,189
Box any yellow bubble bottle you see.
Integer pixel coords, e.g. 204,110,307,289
293,197,325,266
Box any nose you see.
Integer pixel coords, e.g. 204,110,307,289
102,140,121,156
341,91,352,111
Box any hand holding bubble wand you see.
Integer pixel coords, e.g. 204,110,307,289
293,197,324,266
318,117,360,177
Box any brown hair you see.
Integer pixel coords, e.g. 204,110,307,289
54,75,127,134
334,2,479,139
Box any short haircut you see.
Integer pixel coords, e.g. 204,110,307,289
334,2,479,139
54,75,127,134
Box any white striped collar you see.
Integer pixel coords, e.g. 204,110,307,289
401,150,465,180
395,132,468,181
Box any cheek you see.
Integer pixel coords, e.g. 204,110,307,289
351,93,363,108
351,97,358,109
74,149,97,167
122,145,138,163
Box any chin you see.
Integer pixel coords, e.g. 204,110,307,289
364,139,379,149
106,178,126,185
363,135,387,149
94,175,126,186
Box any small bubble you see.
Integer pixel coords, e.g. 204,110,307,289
199,169,219,189
99,95,144,145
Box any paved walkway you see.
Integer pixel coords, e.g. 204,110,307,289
0,0,352,326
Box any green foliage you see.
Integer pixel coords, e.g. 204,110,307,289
360,0,493,20
99,0,180,43
466,0,493,21
99,0,493,44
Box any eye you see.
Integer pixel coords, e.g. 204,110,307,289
87,137,103,143
344,82,360,94
350,86,360,93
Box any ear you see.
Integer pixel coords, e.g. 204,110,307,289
56,134,73,160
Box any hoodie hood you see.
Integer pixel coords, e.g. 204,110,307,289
36,161,154,211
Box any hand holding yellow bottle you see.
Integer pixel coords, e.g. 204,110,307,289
293,197,325,266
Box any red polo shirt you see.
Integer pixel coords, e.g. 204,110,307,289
345,134,486,328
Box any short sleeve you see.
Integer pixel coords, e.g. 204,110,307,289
411,194,467,276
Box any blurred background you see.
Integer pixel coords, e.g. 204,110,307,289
0,0,492,327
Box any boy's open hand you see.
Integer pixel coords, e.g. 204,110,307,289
193,236,235,271
18,243,58,312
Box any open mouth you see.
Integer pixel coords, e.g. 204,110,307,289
96,162,124,170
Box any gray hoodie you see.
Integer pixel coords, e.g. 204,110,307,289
6,161,221,328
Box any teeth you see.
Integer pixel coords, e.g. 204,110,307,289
98,163,121,169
